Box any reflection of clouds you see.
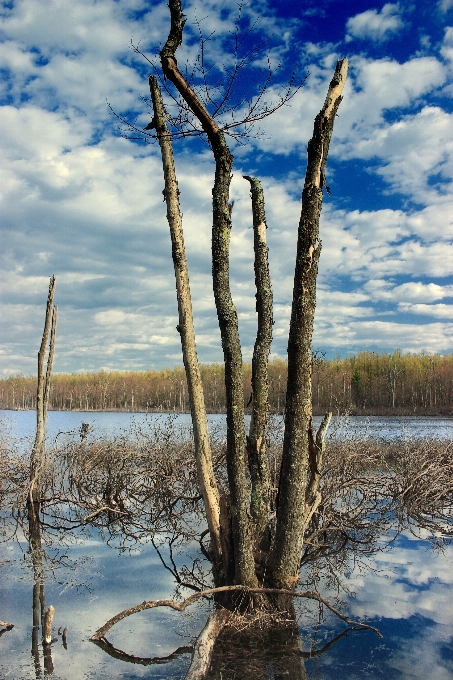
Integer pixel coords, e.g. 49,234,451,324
347,536,453,625
343,534,453,680
3,520,453,678
388,624,453,680
1,535,203,679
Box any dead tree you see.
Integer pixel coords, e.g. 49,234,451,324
28,277,57,677
160,0,258,588
158,0,346,592
29,275,57,512
93,0,348,663
268,60,347,589
244,176,273,552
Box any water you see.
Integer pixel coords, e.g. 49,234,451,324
1,410,452,450
1,411,452,678
1,527,452,679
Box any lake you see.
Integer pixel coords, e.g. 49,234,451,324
2,410,453,448
1,411,452,679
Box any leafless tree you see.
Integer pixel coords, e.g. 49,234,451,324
92,0,350,663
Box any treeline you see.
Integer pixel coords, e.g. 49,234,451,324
1,352,452,415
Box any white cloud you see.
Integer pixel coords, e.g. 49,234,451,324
438,0,453,11
364,280,453,302
1,0,453,374
318,204,453,283
339,106,453,203
440,25,453,69
398,302,453,318
346,3,406,43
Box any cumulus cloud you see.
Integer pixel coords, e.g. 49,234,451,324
346,3,406,42
1,0,452,376
398,302,453,318
363,280,453,302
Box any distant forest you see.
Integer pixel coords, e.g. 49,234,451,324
1,352,452,416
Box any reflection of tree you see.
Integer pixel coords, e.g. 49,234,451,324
91,638,192,666
29,505,55,678
91,604,374,680
90,586,379,679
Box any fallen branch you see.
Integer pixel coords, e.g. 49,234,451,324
90,584,381,641
185,609,231,680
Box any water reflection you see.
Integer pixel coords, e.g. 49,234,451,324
1,410,452,678
1,521,451,679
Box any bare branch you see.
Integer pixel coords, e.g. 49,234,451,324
90,584,381,642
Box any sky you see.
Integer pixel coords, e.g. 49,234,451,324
1,0,453,377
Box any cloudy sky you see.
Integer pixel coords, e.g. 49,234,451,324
1,0,452,377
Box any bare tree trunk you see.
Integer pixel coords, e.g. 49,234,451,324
244,176,273,550
269,60,348,589
28,277,57,677
160,0,256,588
303,412,331,529
30,276,57,502
148,75,222,574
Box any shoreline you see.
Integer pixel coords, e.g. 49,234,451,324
2,407,452,418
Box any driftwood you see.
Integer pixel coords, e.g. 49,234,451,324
0,621,14,636
42,605,54,645
91,584,381,642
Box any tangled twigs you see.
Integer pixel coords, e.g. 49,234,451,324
90,585,381,642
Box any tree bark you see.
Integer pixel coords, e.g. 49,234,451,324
148,74,222,574
30,276,57,502
269,59,348,589
160,0,256,588
303,412,331,529
244,176,273,550
184,609,231,680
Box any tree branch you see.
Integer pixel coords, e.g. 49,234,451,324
90,583,380,642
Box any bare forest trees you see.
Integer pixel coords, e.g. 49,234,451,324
3,354,452,413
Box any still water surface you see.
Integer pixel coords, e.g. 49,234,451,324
2,410,453,446
1,411,452,679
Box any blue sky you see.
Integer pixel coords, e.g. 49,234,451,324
1,0,452,376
